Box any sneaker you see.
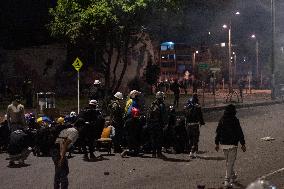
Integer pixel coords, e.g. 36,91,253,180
231,173,238,183
189,152,196,159
224,181,233,188
120,150,127,158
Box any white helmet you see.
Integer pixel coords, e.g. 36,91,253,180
246,179,276,189
114,92,123,100
129,90,141,99
156,91,165,100
89,99,98,106
94,80,101,85
70,111,77,117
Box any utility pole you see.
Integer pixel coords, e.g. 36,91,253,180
271,0,276,99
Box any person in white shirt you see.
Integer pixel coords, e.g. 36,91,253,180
6,95,25,132
51,123,80,189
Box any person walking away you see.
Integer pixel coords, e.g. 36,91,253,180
51,121,81,189
121,107,142,157
184,94,205,158
215,104,246,188
7,95,26,132
238,77,245,102
147,91,167,158
170,79,181,108
192,76,199,94
109,92,124,153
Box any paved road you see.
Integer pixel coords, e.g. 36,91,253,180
1,104,284,189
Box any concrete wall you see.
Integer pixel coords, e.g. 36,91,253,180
0,44,67,94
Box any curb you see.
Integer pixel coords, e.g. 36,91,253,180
175,99,284,116
203,99,284,113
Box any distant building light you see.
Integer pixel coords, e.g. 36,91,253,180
221,43,226,47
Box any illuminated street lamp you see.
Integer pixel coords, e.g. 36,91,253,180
222,11,240,91
250,34,259,83
193,50,199,75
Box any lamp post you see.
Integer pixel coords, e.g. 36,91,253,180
251,34,259,86
223,24,232,91
222,11,240,92
232,52,237,80
193,50,199,75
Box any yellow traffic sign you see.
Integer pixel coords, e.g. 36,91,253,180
72,57,83,71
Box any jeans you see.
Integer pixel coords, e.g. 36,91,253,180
186,124,200,153
50,147,69,189
223,147,237,182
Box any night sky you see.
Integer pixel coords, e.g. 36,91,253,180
0,0,283,69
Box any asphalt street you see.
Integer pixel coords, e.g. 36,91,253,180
0,103,284,189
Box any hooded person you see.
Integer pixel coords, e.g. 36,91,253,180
215,104,246,188
184,94,205,158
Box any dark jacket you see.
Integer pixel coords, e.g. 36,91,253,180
215,114,245,146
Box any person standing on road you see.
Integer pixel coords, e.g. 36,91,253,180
170,79,182,108
7,95,26,132
215,104,246,188
184,94,205,158
51,121,80,189
109,92,124,153
147,91,167,158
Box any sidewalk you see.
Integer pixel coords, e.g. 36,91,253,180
167,89,284,113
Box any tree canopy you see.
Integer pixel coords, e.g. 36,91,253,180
49,0,181,92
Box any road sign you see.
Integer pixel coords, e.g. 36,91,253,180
72,57,83,71
210,67,221,71
198,63,209,70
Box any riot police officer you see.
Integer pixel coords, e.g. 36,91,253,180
147,91,167,158
184,94,205,158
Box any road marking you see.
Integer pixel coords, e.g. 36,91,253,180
259,167,284,180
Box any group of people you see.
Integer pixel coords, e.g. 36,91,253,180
0,88,248,189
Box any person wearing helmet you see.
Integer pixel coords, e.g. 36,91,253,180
88,79,105,102
184,94,205,159
56,117,65,125
124,90,141,119
108,92,124,153
215,104,246,188
78,99,104,159
121,107,142,157
147,91,167,158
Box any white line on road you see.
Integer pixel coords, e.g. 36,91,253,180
259,167,284,180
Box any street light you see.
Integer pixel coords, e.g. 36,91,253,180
250,34,259,86
232,52,237,80
193,50,199,75
222,11,240,92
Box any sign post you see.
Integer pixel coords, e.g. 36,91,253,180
72,57,83,114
